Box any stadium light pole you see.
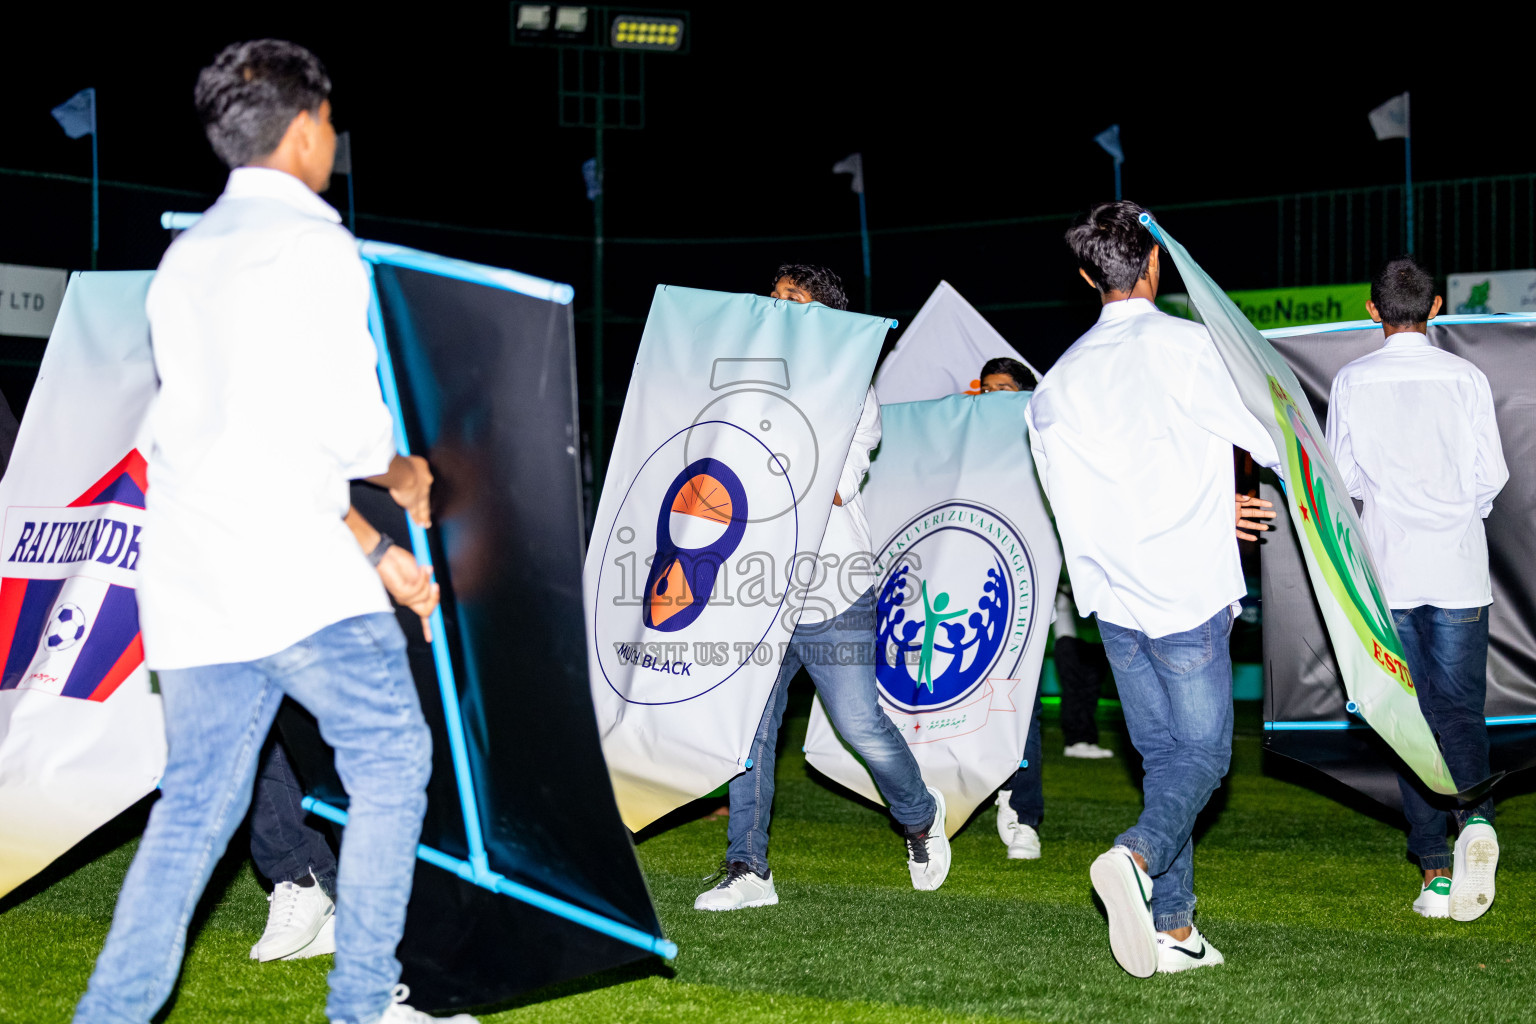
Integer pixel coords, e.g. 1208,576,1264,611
512,5,689,492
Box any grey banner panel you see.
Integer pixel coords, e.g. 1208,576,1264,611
1262,319,1536,811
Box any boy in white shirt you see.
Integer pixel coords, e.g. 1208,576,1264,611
693,265,949,911
1326,256,1507,922
1026,201,1278,977
73,40,471,1024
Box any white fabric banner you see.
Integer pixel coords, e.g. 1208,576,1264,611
0,272,166,897
803,392,1061,835
585,286,890,830
873,281,1040,404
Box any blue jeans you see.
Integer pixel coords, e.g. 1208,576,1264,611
1393,605,1495,871
1098,609,1235,932
251,736,339,896
727,588,935,875
74,613,431,1024
1006,690,1044,827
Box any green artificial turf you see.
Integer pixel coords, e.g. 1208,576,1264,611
3,692,1531,1024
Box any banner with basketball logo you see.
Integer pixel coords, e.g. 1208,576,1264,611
803,392,1061,835
585,286,890,831
0,272,166,897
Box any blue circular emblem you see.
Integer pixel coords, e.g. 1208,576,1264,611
873,501,1038,713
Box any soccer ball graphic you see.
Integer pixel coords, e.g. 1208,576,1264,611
46,602,89,652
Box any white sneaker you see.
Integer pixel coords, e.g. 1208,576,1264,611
1089,845,1158,979
1007,824,1042,861
1449,816,1499,922
907,786,952,891
1064,742,1114,759
373,983,478,1023
1155,925,1224,973
1413,876,1451,918
251,873,334,962
694,862,778,911
995,789,1018,846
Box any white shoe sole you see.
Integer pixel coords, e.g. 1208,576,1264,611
281,914,335,960
1090,851,1158,979
694,893,779,912
1450,828,1498,922
1006,845,1041,861
256,911,334,962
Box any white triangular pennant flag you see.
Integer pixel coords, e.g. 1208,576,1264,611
1368,92,1410,141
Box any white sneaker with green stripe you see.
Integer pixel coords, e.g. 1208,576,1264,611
1412,875,1451,918
1089,845,1158,978
1449,816,1498,922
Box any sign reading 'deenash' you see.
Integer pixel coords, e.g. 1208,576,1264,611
804,393,1061,836
1158,282,1371,330
585,286,890,831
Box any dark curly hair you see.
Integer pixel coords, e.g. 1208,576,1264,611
1371,256,1437,326
194,39,331,169
980,357,1032,389
773,264,849,311
1064,200,1156,294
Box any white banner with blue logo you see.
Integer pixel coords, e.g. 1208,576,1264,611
803,393,1060,835
0,272,166,897
584,286,890,831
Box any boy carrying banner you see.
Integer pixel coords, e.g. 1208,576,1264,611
1026,202,1277,977
1325,257,1507,921
73,40,472,1024
693,264,950,911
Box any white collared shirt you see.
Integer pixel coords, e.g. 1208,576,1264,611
1325,332,1507,609
1026,298,1279,638
139,167,397,669
795,385,880,623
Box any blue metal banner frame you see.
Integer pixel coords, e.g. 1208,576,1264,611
354,241,675,961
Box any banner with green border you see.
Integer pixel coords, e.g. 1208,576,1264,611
1142,215,1455,795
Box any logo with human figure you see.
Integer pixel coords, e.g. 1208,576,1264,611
873,501,1038,714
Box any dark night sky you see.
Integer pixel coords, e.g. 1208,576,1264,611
2,7,1532,408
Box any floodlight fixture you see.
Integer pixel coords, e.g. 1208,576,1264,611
610,14,683,51
515,4,551,30
554,5,589,32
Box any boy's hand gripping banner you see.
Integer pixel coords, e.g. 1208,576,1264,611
802,393,1061,834
584,286,889,830
1143,215,1456,794
0,272,166,897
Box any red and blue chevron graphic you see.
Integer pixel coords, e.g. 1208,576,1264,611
0,451,147,702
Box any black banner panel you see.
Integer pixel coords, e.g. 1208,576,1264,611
283,255,665,1012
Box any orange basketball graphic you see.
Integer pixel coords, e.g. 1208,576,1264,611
671,474,733,525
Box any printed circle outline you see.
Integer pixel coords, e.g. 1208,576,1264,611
874,501,1039,713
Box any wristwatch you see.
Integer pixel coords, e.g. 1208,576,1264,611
367,533,395,567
